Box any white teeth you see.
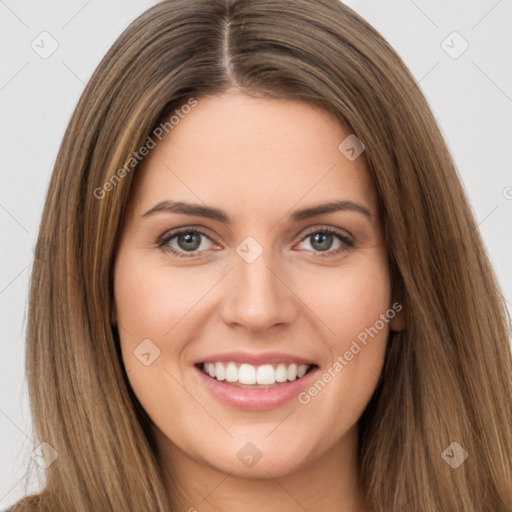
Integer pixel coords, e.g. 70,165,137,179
256,364,275,385
225,362,238,383
239,363,256,384
287,363,297,380
200,361,313,385
215,362,225,381
297,364,308,378
275,363,288,382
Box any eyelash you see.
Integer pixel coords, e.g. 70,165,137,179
156,226,355,259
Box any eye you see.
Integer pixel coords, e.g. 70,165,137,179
156,225,355,259
157,228,217,258
295,227,354,257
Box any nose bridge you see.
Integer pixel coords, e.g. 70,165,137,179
220,237,296,333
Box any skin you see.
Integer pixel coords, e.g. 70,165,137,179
113,90,405,512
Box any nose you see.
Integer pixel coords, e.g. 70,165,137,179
220,247,298,334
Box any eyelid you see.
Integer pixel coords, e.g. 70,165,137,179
298,224,353,242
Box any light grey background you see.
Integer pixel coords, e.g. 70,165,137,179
1,0,511,507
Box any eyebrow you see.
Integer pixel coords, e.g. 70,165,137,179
142,199,373,223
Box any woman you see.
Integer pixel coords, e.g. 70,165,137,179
11,0,512,511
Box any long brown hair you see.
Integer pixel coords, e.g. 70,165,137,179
13,0,512,510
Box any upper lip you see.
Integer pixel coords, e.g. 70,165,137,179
194,351,317,367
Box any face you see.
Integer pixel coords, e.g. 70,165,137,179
113,91,403,480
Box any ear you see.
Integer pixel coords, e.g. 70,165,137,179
389,289,406,332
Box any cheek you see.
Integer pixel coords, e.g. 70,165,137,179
113,251,197,420
296,254,391,345
114,252,207,344
113,252,189,389
336,270,391,344
295,255,391,407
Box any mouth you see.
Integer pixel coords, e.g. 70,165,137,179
195,361,317,389
193,358,320,411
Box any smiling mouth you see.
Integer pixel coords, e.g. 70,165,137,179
196,361,318,388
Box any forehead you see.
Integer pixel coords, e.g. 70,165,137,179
128,92,377,221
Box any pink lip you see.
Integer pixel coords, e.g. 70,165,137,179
194,364,319,411
194,351,317,366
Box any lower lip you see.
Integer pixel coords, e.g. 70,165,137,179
194,365,319,411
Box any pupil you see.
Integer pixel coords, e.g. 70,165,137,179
178,232,201,251
312,232,332,251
